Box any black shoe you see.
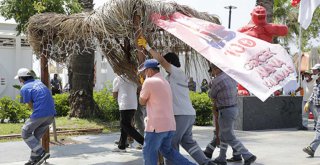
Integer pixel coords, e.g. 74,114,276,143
298,126,308,130
244,155,256,165
34,152,50,165
203,150,213,159
213,159,227,165
114,140,129,148
24,160,35,165
203,140,217,159
227,156,242,162
303,146,315,157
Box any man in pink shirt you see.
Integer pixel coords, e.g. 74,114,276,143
139,59,195,165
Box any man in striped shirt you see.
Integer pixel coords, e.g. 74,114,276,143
208,64,256,165
303,64,320,157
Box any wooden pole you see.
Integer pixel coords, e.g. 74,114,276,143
40,54,50,153
52,119,58,142
133,14,145,65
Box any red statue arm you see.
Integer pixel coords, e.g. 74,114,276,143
265,24,288,36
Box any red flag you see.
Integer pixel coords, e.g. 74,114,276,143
292,0,301,7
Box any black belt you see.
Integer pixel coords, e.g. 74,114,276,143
217,105,237,111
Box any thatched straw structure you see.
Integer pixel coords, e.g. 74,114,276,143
27,0,220,82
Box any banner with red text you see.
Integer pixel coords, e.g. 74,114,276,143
152,12,297,101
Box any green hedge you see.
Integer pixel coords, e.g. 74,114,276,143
189,92,213,126
93,88,119,121
52,90,213,125
0,97,31,123
52,93,70,116
0,88,212,125
52,88,119,121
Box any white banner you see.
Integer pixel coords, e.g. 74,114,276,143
152,12,297,101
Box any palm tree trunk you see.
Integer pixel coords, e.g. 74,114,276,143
69,0,96,118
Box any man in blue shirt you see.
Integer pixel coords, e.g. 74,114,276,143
15,68,56,165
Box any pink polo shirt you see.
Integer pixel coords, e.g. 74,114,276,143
140,73,176,133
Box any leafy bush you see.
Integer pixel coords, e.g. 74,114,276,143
50,87,119,122
189,92,213,126
93,88,119,121
52,93,70,116
0,97,31,123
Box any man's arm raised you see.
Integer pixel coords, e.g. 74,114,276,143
137,37,172,73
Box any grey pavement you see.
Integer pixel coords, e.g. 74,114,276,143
1,125,319,165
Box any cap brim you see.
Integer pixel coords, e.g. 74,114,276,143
14,75,19,79
138,63,146,73
138,67,146,73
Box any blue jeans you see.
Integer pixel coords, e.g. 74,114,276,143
310,106,320,151
143,131,195,165
302,101,318,127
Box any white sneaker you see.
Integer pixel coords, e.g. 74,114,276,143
136,144,143,150
112,148,127,152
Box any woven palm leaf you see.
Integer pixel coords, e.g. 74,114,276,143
27,0,221,83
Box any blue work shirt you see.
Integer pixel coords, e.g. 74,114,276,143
20,79,56,119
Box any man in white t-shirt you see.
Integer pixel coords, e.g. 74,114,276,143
297,70,318,130
138,37,215,165
112,75,144,152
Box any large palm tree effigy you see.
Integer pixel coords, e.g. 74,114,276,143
27,0,221,83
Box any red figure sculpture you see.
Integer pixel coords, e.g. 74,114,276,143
238,5,288,43
237,5,288,95
238,84,250,96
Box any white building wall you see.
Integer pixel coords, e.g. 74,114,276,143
94,50,117,90
0,47,33,99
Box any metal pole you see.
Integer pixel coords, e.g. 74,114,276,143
298,24,302,86
224,5,237,29
228,7,232,29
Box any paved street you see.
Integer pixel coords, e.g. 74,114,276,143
1,126,319,165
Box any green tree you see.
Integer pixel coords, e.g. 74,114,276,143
1,0,99,119
273,0,320,51
0,0,82,34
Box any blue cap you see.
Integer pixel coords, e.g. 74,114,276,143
138,59,159,72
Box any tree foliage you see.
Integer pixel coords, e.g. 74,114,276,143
0,0,82,34
273,0,320,51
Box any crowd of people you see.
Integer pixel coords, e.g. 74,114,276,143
101,36,258,165
15,59,320,165
15,54,320,165
13,4,319,164
109,36,320,164
14,41,319,165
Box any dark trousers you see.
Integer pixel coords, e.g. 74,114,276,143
118,110,144,149
52,88,61,95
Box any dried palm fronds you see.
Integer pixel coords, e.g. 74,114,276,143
27,0,221,82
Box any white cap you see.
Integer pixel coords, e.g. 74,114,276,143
312,64,320,70
14,68,32,79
